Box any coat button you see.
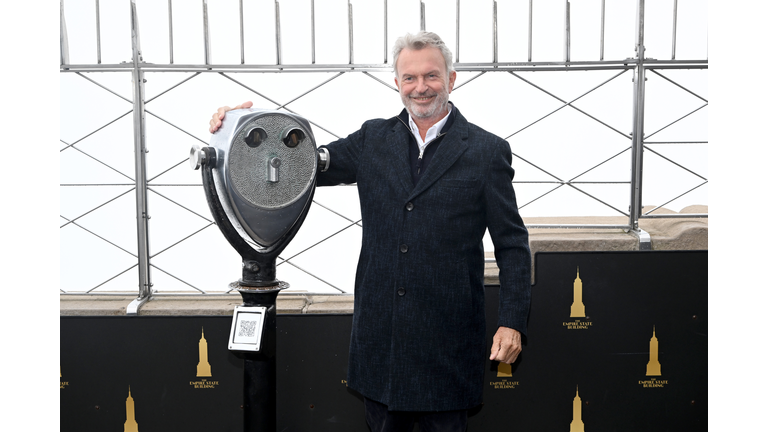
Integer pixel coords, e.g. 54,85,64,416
397,287,406,296
405,202,414,211
400,244,408,253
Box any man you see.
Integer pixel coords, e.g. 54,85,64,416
210,31,531,432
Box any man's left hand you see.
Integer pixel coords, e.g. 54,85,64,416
489,326,522,364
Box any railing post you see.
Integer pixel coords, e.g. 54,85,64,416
128,0,152,314
203,0,212,65
629,0,650,249
60,1,70,67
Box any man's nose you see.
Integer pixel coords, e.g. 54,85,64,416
415,78,428,93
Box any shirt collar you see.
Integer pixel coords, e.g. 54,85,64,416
407,105,453,151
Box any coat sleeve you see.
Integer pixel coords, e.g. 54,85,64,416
483,139,532,337
317,121,371,186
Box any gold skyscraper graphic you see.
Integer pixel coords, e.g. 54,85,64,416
570,267,585,318
646,326,661,376
197,327,212,377
497,362,513,377
124,386,139,432
570,386,585,432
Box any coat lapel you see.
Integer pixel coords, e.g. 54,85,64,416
408,114,469,200
388,122,415,192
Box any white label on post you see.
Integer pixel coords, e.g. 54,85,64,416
228,306,267,352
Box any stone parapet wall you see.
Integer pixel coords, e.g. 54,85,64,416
60,207,707,316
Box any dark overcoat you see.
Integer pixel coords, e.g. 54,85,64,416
318,105,531,412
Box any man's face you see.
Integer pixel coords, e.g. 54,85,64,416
394,46,457,122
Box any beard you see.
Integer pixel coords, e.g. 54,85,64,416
401,86,450,120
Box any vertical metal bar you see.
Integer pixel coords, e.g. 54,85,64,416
629,0,646,231
130,0,152,304
455,0,460,62
420,1,425,31
168,0,174,64
203,0,211,64
348,1,354,64
95,0,102,64
239,0,245,64
564,0,570,62
671,0,678,60
384,0,388,63
493,1,498,64
600,0,605,61
60,0,70,66
311,0,316,64
528,0,533,62
275,0,282,65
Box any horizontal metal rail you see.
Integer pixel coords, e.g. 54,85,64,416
60,60,708,74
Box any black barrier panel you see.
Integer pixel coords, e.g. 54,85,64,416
275,314,364,430
61,251,707,431
59,316,244,431
478,250,708,431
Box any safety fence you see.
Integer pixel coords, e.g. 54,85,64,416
60,0,707,300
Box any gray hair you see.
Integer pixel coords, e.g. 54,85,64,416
392,31,454,77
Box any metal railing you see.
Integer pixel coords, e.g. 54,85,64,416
60,0,707,302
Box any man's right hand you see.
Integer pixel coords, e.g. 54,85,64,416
209,101,253,133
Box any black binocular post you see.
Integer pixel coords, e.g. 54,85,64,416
195,145,315,432
239,287,280,432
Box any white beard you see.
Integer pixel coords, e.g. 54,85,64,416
401,86,450,120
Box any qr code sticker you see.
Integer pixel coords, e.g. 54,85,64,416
238,320,258,338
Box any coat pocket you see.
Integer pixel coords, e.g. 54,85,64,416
437,178,478,189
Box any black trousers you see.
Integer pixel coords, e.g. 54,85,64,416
364,398,468,432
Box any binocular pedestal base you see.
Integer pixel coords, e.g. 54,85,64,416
235,285,285,432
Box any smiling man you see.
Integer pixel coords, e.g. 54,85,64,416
210,31,531,432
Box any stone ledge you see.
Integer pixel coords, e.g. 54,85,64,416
60,296,136,316
304,295,355,314
483,207,707,285
59,294,353,316
61,208,706,316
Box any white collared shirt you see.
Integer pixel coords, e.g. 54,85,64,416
408,106,452,153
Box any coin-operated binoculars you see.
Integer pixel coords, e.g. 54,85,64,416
190,108,326,432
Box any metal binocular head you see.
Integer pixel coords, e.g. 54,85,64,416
191,108,318,288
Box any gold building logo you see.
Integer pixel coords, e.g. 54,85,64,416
570,387,585,432
563,267,592,330
489,363,519,389
497,362,512,377
60,366,68,389
646,326,661,376
190,327,219,389
124,386,139,432
570,267,585,317
197,327,212,377
639,326,668,388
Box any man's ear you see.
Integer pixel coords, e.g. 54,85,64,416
448,70,457,93
394,76,400,90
